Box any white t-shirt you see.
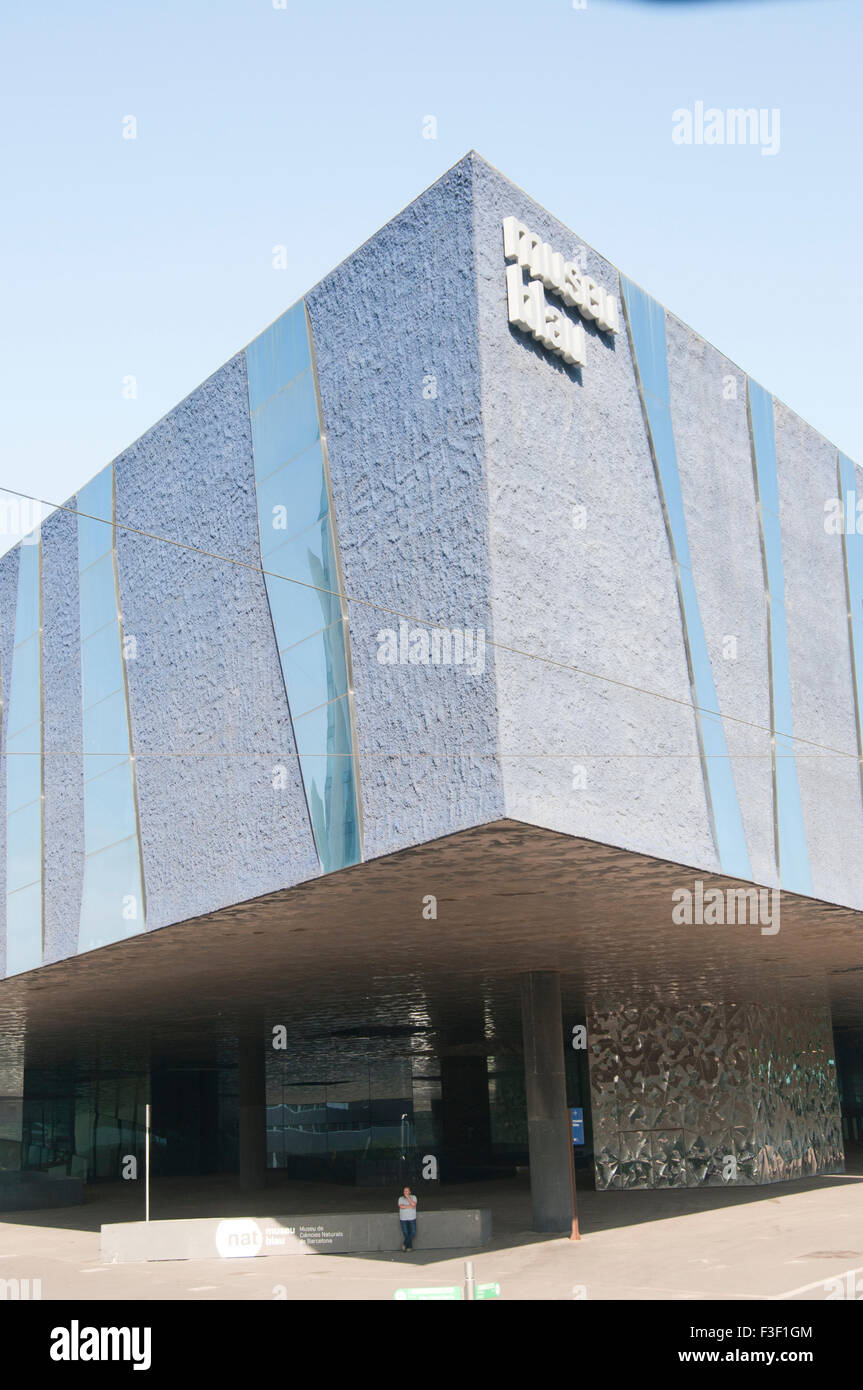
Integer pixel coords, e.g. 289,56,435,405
398,1195,417,1220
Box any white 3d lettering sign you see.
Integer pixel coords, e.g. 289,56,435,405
503,216,619,368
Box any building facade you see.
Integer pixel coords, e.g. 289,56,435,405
0,153,860,1224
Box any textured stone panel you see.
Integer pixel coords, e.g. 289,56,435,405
470,155,717,872
307,158,503,862
40,505,85,964
0,546,20,977
774,404,863,909
113,353,319,931
665,315,776,888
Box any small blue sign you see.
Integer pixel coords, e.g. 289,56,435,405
570,1107,584,1146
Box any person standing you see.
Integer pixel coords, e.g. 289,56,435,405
398,1186,417,1250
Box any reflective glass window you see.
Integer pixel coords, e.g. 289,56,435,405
82,689,131,771
79,553,118,638
677,568,721,718
246,302,362,874
648,403,692,571
760,509,786,601
6,882,42,976
245,301,310,411
775,735,813,894
265,521,341,641
250,372,320,482
621,283,669,403
83,760,138,855
81,621,125,711
256,443,329,557
748,384,780,516
6,800,43,894
6,636,40,736
265,568,341,649
6,734,42,814
698,713,753,879
77,468,114,571
14,541,40,636
279,621,350,720
769,600,794,739
295,696,360,872
78,835,144,953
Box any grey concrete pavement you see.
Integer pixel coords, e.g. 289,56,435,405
2,1162,862,1301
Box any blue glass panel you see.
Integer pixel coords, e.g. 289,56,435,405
256,443,329,557
84,759,137,856
245,301,311,412
697,713,751,879
293,693,354,761
621,278,670,402
265,569,342,659
250,371,320,482
14,541,40,637
296,697,360,873
79,552,117,638
760,510,786,602
81,621,125,712
83,754,130,783
279,621,350,720
5,882,42,976
677,568,721,717
622,273,750,882
6,801,42,894
747,377,811,893
6,635,41,735
79,835,143,953
82,689,130,772
77,467,114,571
246,301,362,874
769,599,795,739
266,518,340,634
748,382,781,517
6,735,41,814
775,735,814,897
646,403,692,571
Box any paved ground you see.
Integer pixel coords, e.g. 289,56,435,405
2,1161,863,1301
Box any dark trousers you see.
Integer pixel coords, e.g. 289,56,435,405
400,1219,416,1249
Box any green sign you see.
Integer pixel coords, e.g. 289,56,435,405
394,1286,463,1301
476,1282,501,1300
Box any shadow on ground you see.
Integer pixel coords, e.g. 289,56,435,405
3,1143,862,1263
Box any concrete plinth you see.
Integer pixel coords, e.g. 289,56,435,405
101,1209,492,1263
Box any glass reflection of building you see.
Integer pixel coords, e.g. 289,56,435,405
246,300,362,875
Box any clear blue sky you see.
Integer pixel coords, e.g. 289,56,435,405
1,0,860,551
